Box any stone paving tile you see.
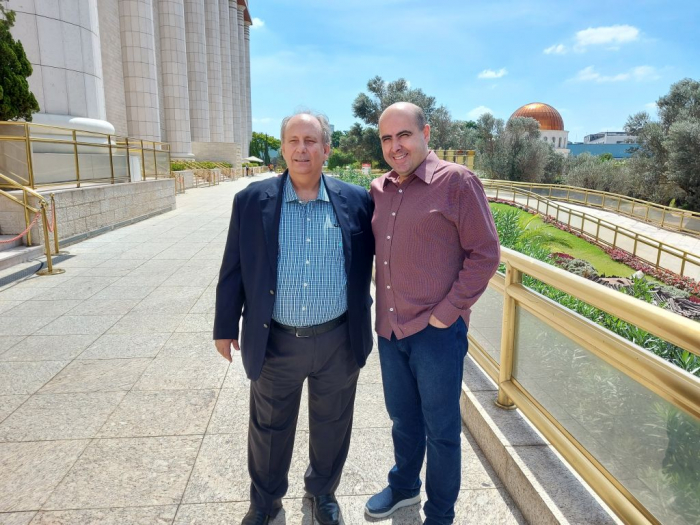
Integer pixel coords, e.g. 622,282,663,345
188,288,216,314
3,300,82,319
0,317,54,336
131,286,204,314
175,313,215,333
75,267,132,278
206,384,249,435
130,258,187,274
161,269,218,288
34,277,118,301
29,506,177,524
221,355,250,387
0,335,99,362
337,427,396,497
78,333,170,360
0,336,24,354
173,500,312,524
97,389,217,438
89,285,157,301
0,362,68,395
0,396,29,424
352,382,392,430
158,331,219,359
66,297,140,316
0,512,35,525
106,313,185,334
95,258,148,270
0,392,125,442
133,357,228,391
0,288,44,301
35,315,121,336
43,436,201,510
153,243,209,260
0,301,24,315
0,440,89,512
110,271,172,288
38,359,151,394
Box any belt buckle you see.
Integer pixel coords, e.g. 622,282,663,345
294,327,310,338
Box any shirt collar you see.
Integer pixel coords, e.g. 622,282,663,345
283,175,329,203
384,150,440,188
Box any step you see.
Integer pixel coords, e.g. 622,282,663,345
0,244,44,272
0,235,24,253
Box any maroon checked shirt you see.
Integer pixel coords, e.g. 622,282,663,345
370,151,500,341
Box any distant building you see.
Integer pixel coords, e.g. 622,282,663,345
584,132,637,145
509,102,569,155
567,143,638,159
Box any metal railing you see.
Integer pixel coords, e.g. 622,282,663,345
0,121,171,189
486,180,700,237
468,247,700,525
433,149,475,170
484,183,700,281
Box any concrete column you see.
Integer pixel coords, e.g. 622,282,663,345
156,0,193,157
204,0,224,142
218,0,235,143
244,21,252,157
237,5,247,156
118,0,161,141
184,0,210,142
151,3,166,141
228,1,242,148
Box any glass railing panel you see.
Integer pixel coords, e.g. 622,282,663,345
156,151,170,176
513,305,700,525
0,140,29,185
585,193,604,207
682,216,700,235
646,207,665,224
142,146,157,178
30,142,76,186
631,204,648,219
77,144,112,183
0,123,26,137
110,145,129,183
469,285,503,364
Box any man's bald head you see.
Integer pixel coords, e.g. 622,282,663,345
379,102,426,131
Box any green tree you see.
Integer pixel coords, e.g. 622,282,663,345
327,150,356,170
0,1,39,121
428,106,456,150
249,132,281,164
352,76,437,126
339,123,387,169
331,130,344,148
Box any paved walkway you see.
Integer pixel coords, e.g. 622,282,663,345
0,176,524,524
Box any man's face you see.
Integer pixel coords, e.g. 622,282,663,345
378,109,430,178
281,115,330,178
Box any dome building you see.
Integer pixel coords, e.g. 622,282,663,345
509,103,569,155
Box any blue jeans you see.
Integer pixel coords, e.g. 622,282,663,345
378,318,468,525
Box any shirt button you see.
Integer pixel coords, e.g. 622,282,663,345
383,261,388,265
302,306,306,311
306,238,311,242
392,212,396,216
389,308,394,312
303,283,308,287
307,218,311,221
269,290,274,295
263,323,269,328
387,285,391,289
398,189,403,193
386,235,391,240
306,260,310,264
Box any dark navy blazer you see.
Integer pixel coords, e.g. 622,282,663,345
214,172,375,381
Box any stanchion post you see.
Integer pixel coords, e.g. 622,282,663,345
50,193,59,254
36,203,65,276
496,262,520,409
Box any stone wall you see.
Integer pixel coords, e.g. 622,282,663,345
0,180,176,246
191,141,241,166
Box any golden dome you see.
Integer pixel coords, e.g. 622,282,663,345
509,102,564,131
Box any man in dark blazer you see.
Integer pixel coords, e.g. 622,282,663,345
214,111,374,525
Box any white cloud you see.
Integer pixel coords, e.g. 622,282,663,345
645,102,658,111
467,106,493,120
253,117,274,124
251,17,265,29
574,25,639,50
544,44,567,55
477,68,507,79
570,65,658,83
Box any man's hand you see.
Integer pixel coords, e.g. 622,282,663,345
215,339,240,362
428,314,448,329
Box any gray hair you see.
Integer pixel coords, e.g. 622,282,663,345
280,110,332,146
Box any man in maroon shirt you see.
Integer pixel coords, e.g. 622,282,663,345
365,102,500,525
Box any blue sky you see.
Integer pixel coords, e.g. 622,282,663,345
248,0,700,143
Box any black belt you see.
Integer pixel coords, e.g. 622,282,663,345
272,313,347,338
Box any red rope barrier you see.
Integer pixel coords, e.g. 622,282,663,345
47,200,55,233
0,211,41,244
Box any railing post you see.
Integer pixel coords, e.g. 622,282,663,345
125,138,132,182
108,135,115,184
140,140,146,180
35,202,65,276
24,123,35,189
50,193,59,254
496,262,520,409
153,144,158,180
72,130,80,188
22,191,32,246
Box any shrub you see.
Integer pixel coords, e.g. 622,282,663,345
170,161,187,172
563,258,599,279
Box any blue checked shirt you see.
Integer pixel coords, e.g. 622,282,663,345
272,176,347,327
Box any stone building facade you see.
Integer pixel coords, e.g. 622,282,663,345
7,0,253,161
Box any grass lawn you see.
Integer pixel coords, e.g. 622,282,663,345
490,202,637,277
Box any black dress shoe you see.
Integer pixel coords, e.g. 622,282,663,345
313,494,340,525
241,507,270,525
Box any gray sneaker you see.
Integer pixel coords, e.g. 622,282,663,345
365,486,421,518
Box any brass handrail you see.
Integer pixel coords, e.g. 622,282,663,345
468,247,700,525
485,184,700,280
485,179,700,236
0,172,62,274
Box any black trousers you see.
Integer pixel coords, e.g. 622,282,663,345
248,320,360,515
